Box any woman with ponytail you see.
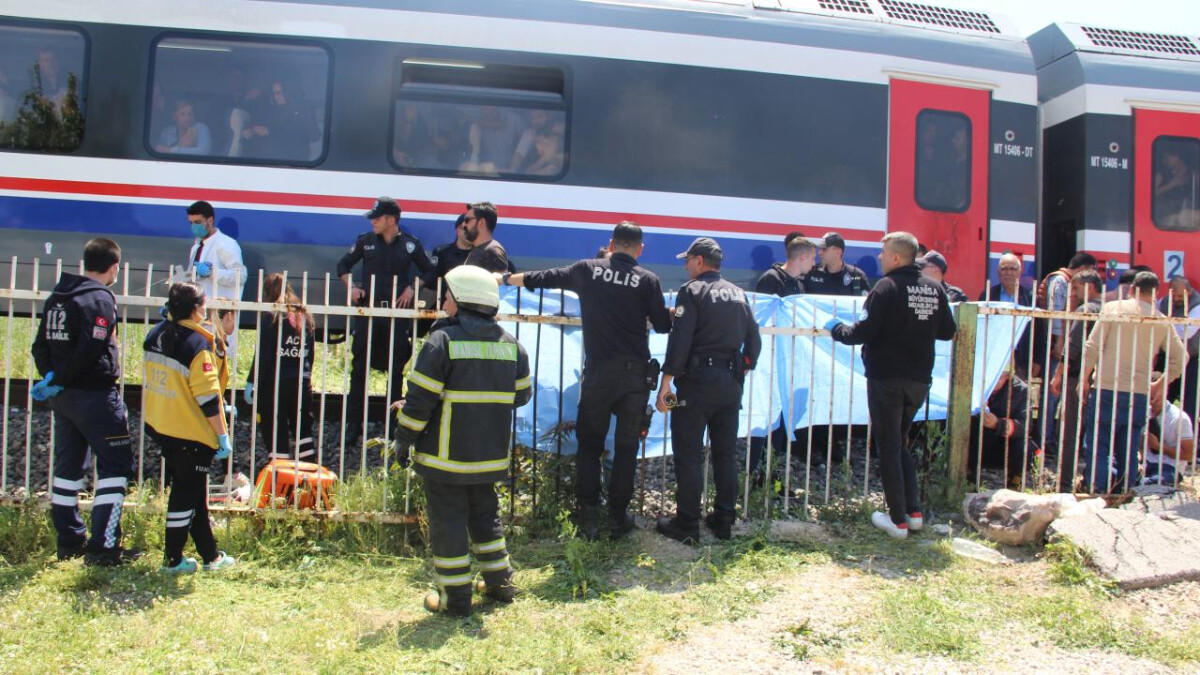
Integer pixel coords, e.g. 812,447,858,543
143,282,237,573
245,273,317,470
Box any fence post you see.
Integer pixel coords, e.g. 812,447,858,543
946,302,978,502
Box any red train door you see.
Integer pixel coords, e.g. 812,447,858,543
888,78,990,299
1133,107,1200,287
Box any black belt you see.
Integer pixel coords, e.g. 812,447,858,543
588,356,648,372
691,356,736,370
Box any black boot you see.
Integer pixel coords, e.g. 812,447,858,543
577,504,602,541
475,577,519,603
609,509,637,539
84,546,142,567
704,512,734,541
655,517,699,546
425,587,472,616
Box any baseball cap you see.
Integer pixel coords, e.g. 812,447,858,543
365,197,401,220
918,250,948,274
675,237,723,260
820,232,846,250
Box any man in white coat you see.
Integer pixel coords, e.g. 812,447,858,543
178,200,247,357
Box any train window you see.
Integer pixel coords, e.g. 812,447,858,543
391,59,567,179
147,36,330,164
0,24,87,153
914,110,971,213
1152,136,1200,233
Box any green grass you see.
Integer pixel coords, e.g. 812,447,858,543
4,504,1200,673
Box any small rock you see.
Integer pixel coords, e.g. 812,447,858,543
931,523,952,536
962,489,1077,546
949,537,1010,565
768,520,833,544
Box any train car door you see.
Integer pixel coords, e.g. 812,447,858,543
888,78,990,299
1133,107,1200,286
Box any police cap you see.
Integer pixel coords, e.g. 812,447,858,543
675,237,723,260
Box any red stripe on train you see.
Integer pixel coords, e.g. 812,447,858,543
0,176,887,241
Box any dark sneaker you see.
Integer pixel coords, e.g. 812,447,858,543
655,517,699,546
56,542,87,561
424,590,472,617
704,512,733,541
84,547,143,568
609,510,637,539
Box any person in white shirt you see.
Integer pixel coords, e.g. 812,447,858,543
176,201,247,357
1143,373,1196,487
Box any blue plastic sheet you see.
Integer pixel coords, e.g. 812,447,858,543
498,287,1029,459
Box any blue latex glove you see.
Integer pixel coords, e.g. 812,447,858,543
159,305,169,320
243,383,254,405
823,318,844,334
31,372,64,401
214,434,232,461
224,404,237,425
194,261,213,279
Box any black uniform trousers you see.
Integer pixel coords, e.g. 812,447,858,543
347,313,411,435
158,436,219,565
256,377,316,469
48,388,133,553
866,378,928,525
575,359,651,515
670,367,743,526
423,478,511,602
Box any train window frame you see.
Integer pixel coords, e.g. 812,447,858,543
914,109,973,214
0,19,91,154
144,32,335,167
388,56,570,182
1150,135,1200,233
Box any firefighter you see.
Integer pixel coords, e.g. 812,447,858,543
31,237,136,565
143,282,237,573
392,265,532,616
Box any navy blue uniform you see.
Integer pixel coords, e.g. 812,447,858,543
522,252,672,521
804,263,870,297
336,230,434,440
751,265,805,476
31,273,133,558
664,271,761,527
249,312,316,467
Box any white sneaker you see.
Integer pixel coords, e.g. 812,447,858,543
906,512,924,532
871,511,908,539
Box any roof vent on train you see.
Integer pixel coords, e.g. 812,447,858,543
1080,26,1200,57
876,0,999,34
816,0,874,15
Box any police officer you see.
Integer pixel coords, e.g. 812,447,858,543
500,221,672,539
804,232,870,296
750,236,816,482
825,232,956,540
917,250,968,303
655,237,761,544
336,196,434,445
423,213,473,305
393,265,532,616
30,237,136,566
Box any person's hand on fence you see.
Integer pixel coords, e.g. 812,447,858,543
214,434,232,461
194,261,213,279
1048,374,1062,398
982,410,999,430
396,286,415,309
823,317,844,334
655,388,672,414
244,384,254,405
31,372,64,401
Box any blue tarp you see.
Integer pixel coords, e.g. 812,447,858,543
499,288,1030,458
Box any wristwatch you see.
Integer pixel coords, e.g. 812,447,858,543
501,272,512,287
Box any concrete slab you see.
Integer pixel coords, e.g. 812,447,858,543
1049,503,1200,590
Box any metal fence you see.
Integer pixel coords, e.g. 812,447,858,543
1,256,1197,526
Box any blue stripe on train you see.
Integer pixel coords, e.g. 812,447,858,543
0,195,883,275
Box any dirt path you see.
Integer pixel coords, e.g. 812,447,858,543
634,560,1186,674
